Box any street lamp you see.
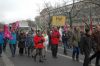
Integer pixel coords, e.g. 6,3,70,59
69,12,73,28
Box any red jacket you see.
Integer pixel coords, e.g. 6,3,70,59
51,31,60,45
34,35,45,49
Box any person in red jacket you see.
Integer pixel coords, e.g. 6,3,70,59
33,30,45,62
51,27,60,58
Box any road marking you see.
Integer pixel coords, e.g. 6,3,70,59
47,50,95,66
2,52,14,66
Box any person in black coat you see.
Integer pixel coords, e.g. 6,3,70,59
80,28,92,66
18,32,26,55
62,31,69,55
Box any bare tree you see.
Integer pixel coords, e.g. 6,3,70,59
82,0,100,7
61,0,87,27
38,0,93,28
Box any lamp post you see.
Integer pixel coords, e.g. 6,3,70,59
64,9,73,28
69,12,73,28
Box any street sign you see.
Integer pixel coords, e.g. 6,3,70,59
52,16,66,26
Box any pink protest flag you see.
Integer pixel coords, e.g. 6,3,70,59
11,21,19,31
16,21,19,28
11,23,16,31
12,21,19,30
4,25,13,39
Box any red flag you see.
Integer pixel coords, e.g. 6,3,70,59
81,17,85,32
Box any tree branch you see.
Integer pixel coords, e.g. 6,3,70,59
84,1,100,7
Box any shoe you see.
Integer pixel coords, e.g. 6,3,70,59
33,56,36,62
39,60,44,63
76,58,79,62
64,53,67,55
53,56,58,59
72,57,75,61
72,56,75,61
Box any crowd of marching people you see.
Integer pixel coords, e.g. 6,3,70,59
0,24,100,66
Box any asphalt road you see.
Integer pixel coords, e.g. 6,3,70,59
0,45,96,66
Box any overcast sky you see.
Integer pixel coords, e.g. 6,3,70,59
0,0,72,24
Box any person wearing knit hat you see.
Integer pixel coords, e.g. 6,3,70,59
80,28,92,66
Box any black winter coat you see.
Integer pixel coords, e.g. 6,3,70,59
18,34,26,48
62,32,68,43
80,34,92,54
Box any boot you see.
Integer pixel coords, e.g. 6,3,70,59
76,58,79,62
39,55,44,63
33,56,36,62
64,49,67,55
63,51,67,55
43,55,47,60
72,55,75,61
76,55,79,62
39,59,44,63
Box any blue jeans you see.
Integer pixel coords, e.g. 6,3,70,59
63,41,68,54
9,44,16,57
72,47,80,59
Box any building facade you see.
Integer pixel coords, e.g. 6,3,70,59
35,1,100,27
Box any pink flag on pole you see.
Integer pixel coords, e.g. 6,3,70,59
81,17,85,32
11,21,19,31
16,21,19,28
64,24,68,32
4,25,13,39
